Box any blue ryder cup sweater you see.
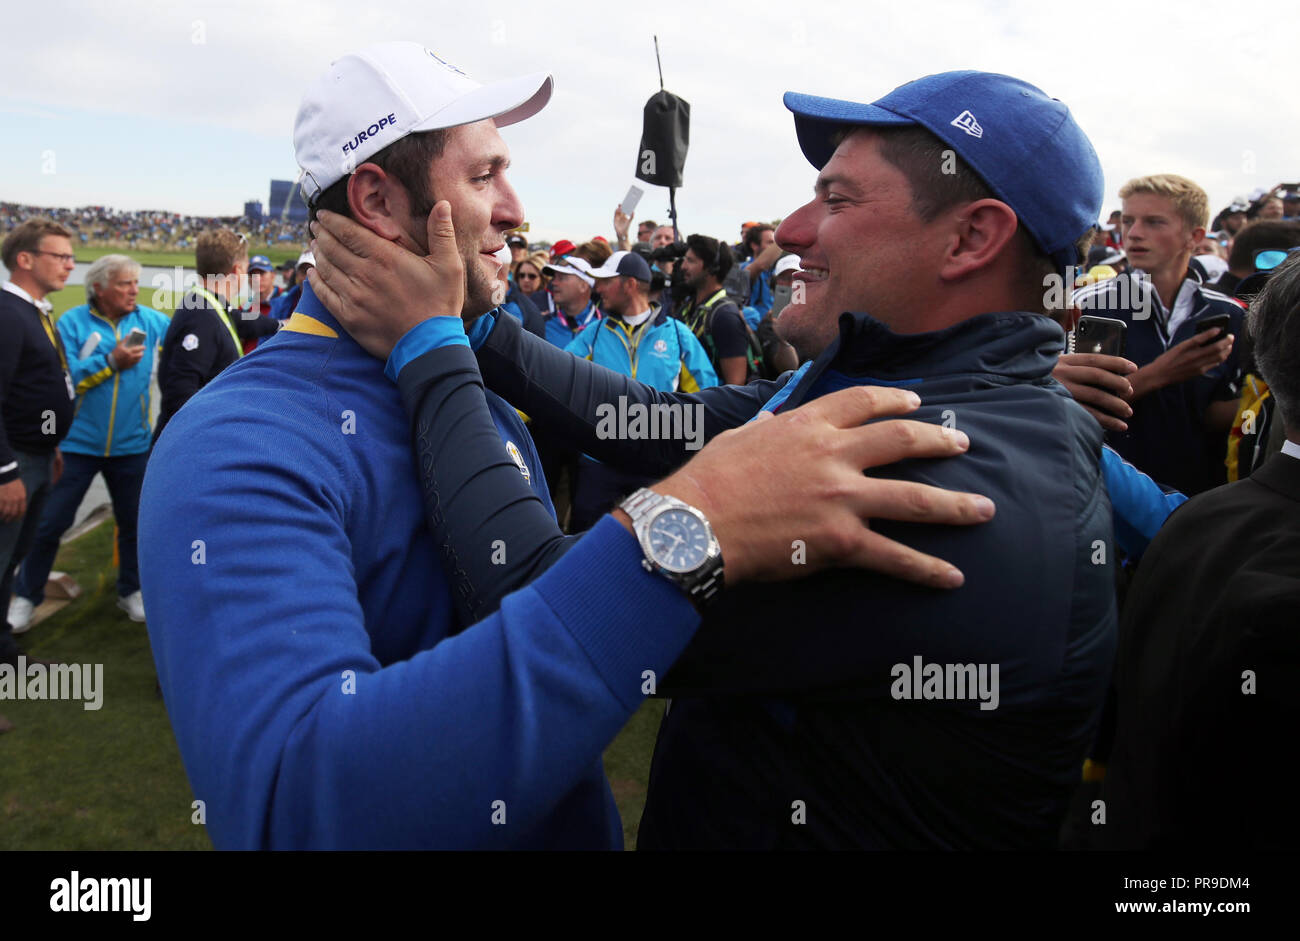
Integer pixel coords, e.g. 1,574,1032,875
137,283,699,849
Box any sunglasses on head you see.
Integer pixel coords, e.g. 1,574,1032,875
1254,247,1300,271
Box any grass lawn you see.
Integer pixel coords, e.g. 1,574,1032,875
2,519,663,849
73,245,305,268
0,521,211,850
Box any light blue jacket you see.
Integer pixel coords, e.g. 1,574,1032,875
56,302,171,457
565,307,717,393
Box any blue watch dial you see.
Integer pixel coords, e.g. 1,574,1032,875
647,507,710,573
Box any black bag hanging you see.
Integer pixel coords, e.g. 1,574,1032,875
635,90,690,189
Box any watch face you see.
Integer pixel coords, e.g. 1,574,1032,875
647,507,711,574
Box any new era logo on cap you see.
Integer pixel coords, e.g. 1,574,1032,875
783,71,1103,271
950,110,983,138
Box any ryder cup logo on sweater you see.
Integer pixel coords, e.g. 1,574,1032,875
505,440,531,484
950,110,983,138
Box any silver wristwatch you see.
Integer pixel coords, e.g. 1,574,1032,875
619,488,724,606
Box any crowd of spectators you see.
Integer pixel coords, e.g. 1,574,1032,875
1,201,306,252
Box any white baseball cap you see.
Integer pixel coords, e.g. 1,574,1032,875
296,251,316,268
773,254,802,279
542,256,595,287
588,251,653,283
294,42,553,202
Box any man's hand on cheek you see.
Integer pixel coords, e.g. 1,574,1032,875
309,202,466,360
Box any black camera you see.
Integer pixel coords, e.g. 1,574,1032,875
649,241,687,263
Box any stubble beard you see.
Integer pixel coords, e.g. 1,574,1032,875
775,300,838,362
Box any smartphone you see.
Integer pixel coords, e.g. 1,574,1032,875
619,185,644,218
1195,313,1231,340
125,327,147,348
1071,315,1127,357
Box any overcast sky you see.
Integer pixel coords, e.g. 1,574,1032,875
2,0,1296,245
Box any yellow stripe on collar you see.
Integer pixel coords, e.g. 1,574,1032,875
282,313,339,339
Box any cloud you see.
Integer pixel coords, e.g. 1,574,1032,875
2,0,1296,236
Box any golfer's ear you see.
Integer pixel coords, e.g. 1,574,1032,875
347,163,409,242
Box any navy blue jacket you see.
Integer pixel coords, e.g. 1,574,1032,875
154,288,241,442
1072,272,1245,495
403,308,1118,848
0,288,74,477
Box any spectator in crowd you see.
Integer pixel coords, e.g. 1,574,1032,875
1,220,76,678
739,223,781,317
1190,235,1229,283
269,251,314,320
533,250,597,516
1210,220,1300,298
571,238,612,269
649,224,678,273
677,233,752,384
769,252,801,319
237,254,281,353
565,250,717,531
650,225,676,251
139,42,986,849
1085,226,1113,268
511,255,545,306
520,250,553,312
499,256,547,338
153,229,247,442
548,238,576,262
318,68,1118,850
1284,190,1300,220
263,258,285,300
1212,198,1251,238
1250,194,1285,221
506,232,528,268
1105,210,1123,248
1072,174,1244,495
1099,251,1300,849
278,258,298,290
756,253,802,374
637,219,657,245
9,254,170,630
541,255,599,348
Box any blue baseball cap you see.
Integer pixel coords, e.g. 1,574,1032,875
248,254,274,272
784,71,1103,269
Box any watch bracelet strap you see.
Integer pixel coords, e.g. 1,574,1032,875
620,486,666,523
686,566,724,604
620,488,724,605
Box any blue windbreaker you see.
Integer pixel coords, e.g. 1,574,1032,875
56,302,170,457
565,306,717,393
